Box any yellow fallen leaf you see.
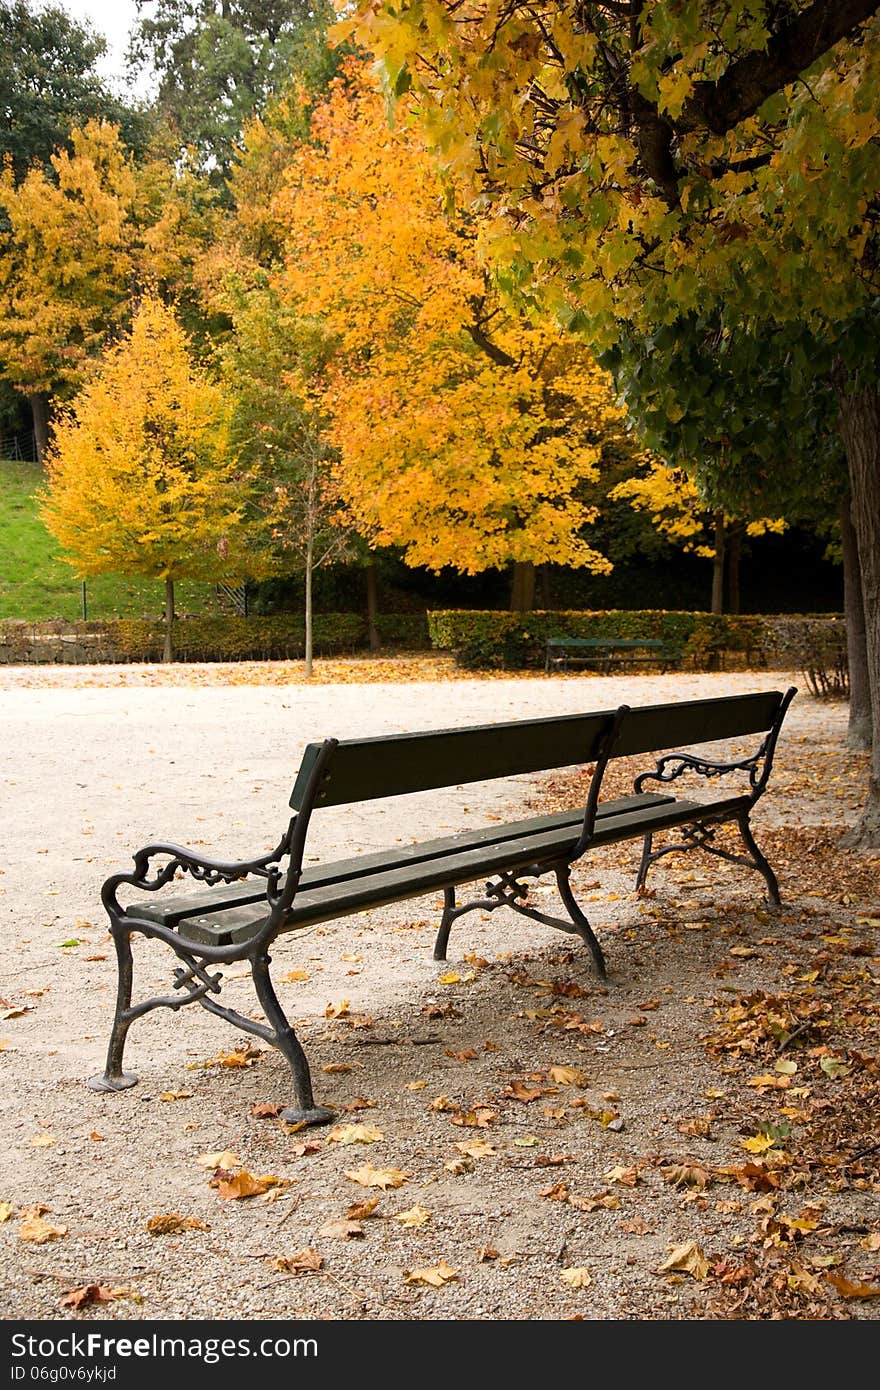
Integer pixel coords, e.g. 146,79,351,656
826,1273,880,1299
395,1205,432,1227
561,1267,592,1289
549,1066,589,1087
271,1248,322,1274
195,1150,240,1170
159,1090,193,1102
403,1261,458,1288
324,1000,350,1019
405,1080,427,1091
860,1233,880,1252
438,972,461,985
657,1241,709,1280
215,1171,281,1200
319,1218,364,1239
0,1201,13,1222
327,1123,384,1146
741,1134,777,1154
322,1063,352,1075
146,1213,210,1235
455,1139,496,1159
345,1165,410,1190
774,1058,798,1075
347,1197,380,1220
282,970,310,982
19,1213,67,1244
29,1133,57,1147
729,946,758,957
450,1108,497,1129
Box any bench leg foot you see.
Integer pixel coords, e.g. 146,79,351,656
433,888,456,961
251,950,334,1128
88,925,139,1094
635,832,653,893
556,869,606,979
737,813,782,909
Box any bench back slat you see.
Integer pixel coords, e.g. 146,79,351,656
290,690,785,810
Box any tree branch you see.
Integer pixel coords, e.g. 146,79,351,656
682,0,880,135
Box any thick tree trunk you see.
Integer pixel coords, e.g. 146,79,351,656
711,512,725,615
163,577,174,663
509,560,536,612
839,492,872,751
366,560,381,651
837,384,880,847
28,393,49,464
304,533,314,679
726,526,742,615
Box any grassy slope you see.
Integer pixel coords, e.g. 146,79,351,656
0,458,222,621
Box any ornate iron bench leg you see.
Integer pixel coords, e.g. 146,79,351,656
87,922,138,1093
635,831,654,893
555,868,606,979
736,811,782,909
433,887,456,961
250,950,335,1128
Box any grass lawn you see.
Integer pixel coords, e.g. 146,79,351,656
0,458,224,621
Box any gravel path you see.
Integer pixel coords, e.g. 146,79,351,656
2,664,874,1322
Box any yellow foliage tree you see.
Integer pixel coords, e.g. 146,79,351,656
265,64,648,607
40,297,249,661
0,121,219,460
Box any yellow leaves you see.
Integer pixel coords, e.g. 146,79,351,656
18,1206,68,1244
327,1124,384,1145
272,1249,323,1275
561,1267,592,1289
825,1273,880,1300
403,1261,458,1288
345,1165,410,1190
454,1139,496,1160
657,69,695,120
741,1134,779,1155
0,1201,13,1223
657,1241,710,1280
196,1150,239,1170
449,1108,497,1129
146,1214,210,1235
324,999,351,1019
395,1205,432,1228
548,1066,589,1087
213,1171,282,1200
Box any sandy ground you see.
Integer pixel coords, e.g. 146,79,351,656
0,664,876,1322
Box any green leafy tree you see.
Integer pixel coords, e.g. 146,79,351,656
40,296,252,660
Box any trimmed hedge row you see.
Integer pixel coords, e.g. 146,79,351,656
427,609,846,688
0,612,432,664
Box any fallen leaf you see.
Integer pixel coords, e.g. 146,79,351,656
741,1134,777,1154
657,1241,709,1280
561,1267,592,1288
438,972,461,985
324,1000,350,1019
729,947,758,958
252,1102,284,1118
19,1212,67,1244
159,1090,193,1102
29,1133,57,1147
569,1191,621,1212
661,1163,712,1189
322,1063,352,1075
394,1205,432,1227
327,1123,383,1146
549,1066,588,1087
826,1273,880,1299
513,1136,539,1148
604,1165,639,1186
146,1214,210,1235
504,1082,544,1103
404,1261,458,1288
445,1049,477,1061
60,1285,120,1310
318,1218,364,1239
638,999,660,1011
214,1171,281,1200
282,971,310,982
477,1247,499,1262
271,1248,322,1274
450,1108,497,1129
454,1139,496,1159
345,1165,410,1190
195,1150,239,1170
405,1080,427,1091
0,1201,13,1222
347,1198,379,1220
0,1006,31,1021
860,1233,880,1252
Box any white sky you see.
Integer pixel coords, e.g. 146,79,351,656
54,0,156,97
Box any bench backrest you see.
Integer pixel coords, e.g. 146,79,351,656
290,690,787,810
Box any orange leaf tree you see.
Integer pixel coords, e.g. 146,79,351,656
266,63,649,607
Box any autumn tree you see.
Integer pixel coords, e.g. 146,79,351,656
40,297,250,661
348,0,880,844
269,64,653,608
0,120,219,459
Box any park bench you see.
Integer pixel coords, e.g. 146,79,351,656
545,635,682,674
89,687,796,1128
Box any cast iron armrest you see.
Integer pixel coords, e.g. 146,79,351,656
634,748,768,797
101,829,292,917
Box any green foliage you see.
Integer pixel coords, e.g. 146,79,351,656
374,612,431,648
0,0,146,181
428,608,780,671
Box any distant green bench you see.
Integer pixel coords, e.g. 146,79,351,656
88,688,795,1129
545,636,681,673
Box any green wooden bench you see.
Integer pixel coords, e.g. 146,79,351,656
545,635,682,673
88,687,796,1127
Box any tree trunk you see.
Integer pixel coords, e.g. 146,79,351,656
304,530,314,679
28,393,49,464
839,492,871,751
711,512,725,615
837,384,880,847
163,577,174,663
366,560,381,651
536,563,551,609
509,560,536,612
726,526,742,615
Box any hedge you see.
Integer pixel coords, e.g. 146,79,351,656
427,609,846,687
